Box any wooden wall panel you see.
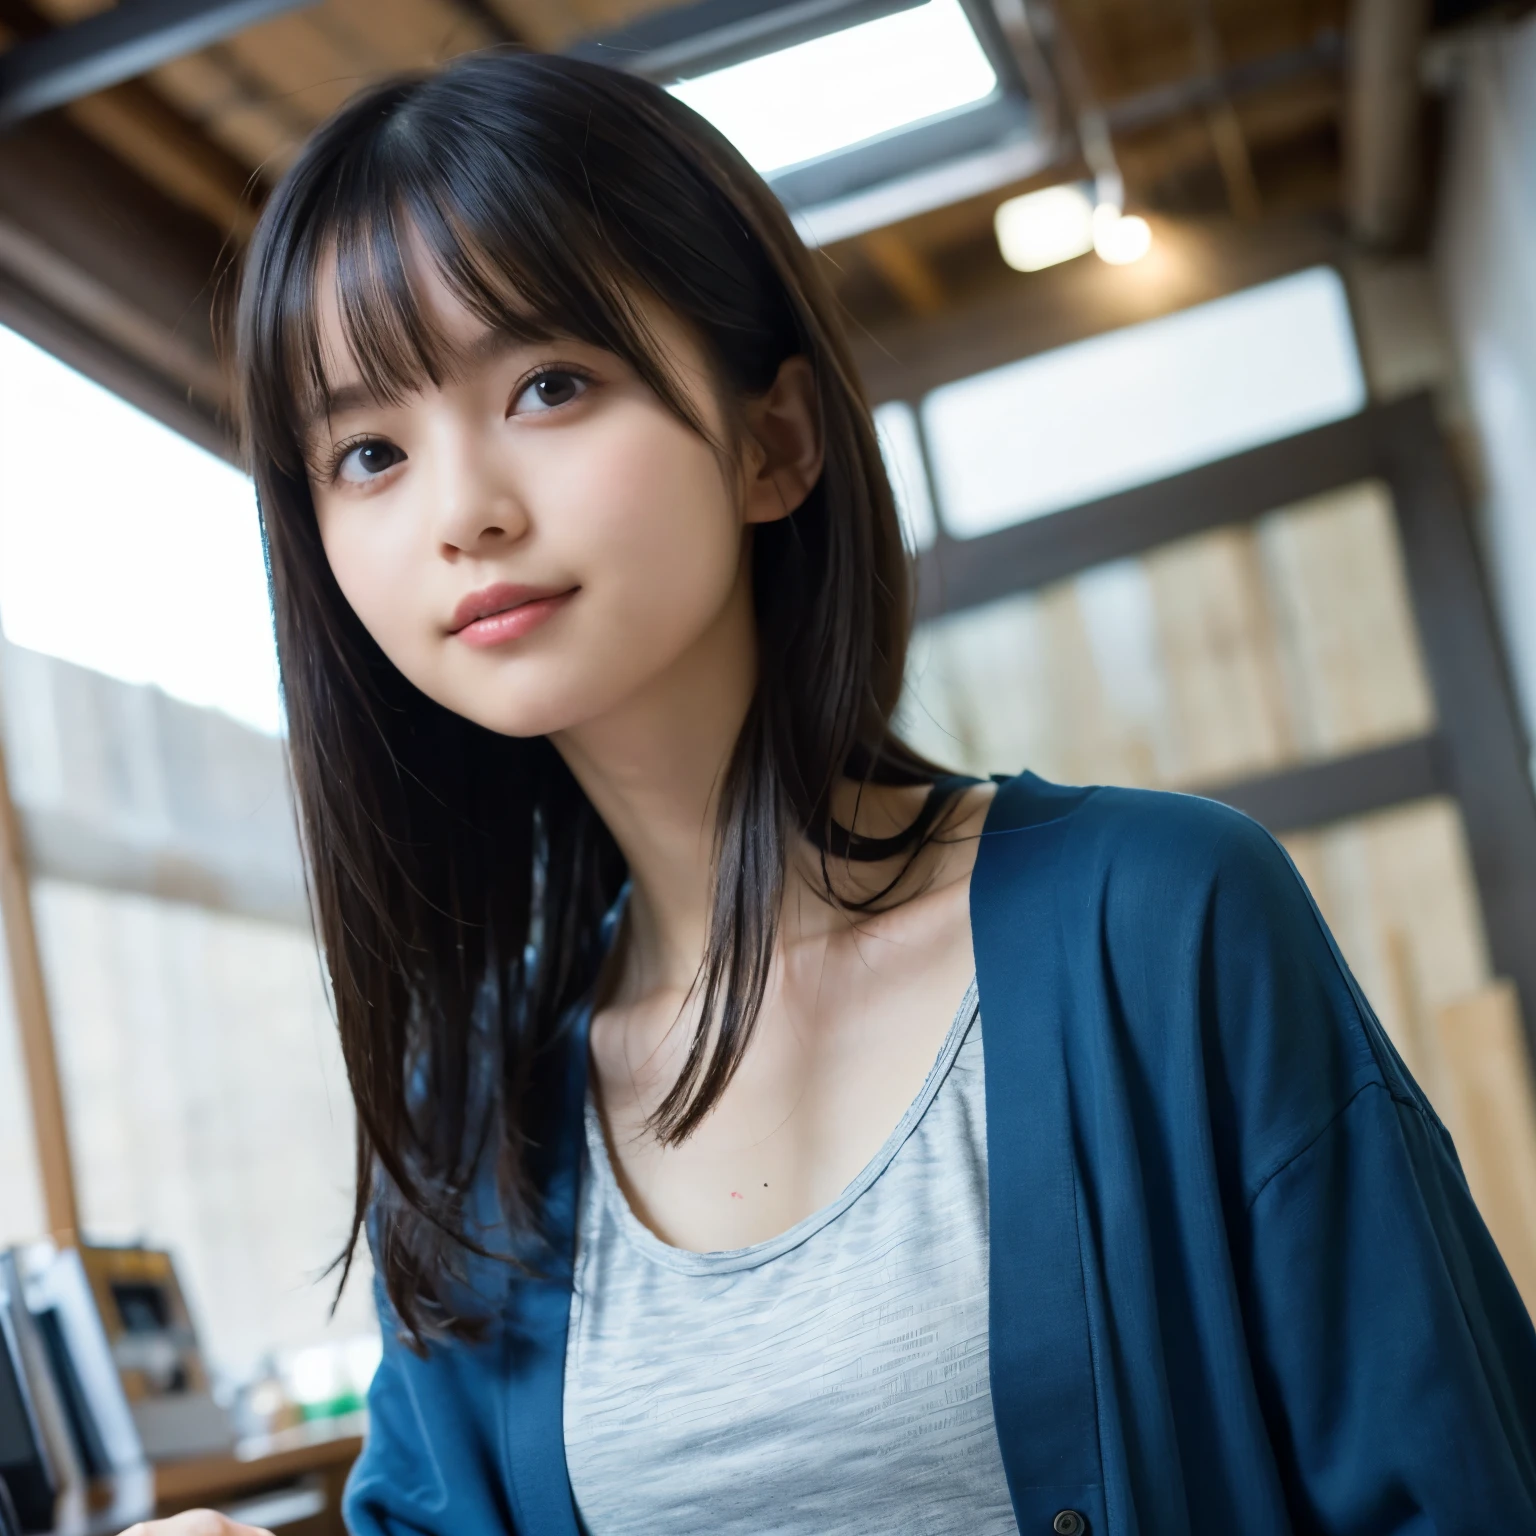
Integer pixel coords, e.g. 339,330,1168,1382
901,480,1433,788
1256,480,1435,756
1433,982,1536,1315
1280,796,1491,1060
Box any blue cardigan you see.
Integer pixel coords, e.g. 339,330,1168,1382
344,773,1536,1534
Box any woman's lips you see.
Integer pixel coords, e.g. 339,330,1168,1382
449,583,577,649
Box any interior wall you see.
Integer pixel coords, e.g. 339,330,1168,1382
1435,15,1536,766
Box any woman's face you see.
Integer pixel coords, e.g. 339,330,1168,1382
305,253,819,740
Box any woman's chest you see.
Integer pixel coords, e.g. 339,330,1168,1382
588,907,980,1251
562,1007,1019,1535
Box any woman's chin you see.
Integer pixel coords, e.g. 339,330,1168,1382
444,690,597,742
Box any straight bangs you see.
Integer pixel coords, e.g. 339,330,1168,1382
252,117,717,482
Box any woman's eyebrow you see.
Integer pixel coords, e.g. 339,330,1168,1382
307,327,556,428
312,378,378,422
462,324,533,368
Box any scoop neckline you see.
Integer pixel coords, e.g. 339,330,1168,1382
580,975,980,1275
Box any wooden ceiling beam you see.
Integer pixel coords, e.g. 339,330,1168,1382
1345,0,1430,247
66,83,261,234
1188,0,1264,220
0,0,261,236
0,106,234,452
1116,75,1342,200
445,0,524,44
860,229,948,316
0,0,314,126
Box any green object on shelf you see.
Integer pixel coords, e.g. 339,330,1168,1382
299,1389,364,1422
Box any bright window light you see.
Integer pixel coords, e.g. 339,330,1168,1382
667,0,997,175
994,183,1095,272
923,266,1367,538
874,400,938,553
0,327,281,734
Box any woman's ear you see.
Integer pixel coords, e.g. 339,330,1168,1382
740,355,824,524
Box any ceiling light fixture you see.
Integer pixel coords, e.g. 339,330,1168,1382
994,183,1153,273
665,0,998,176
1091,205,1153,265
994,183,1095,272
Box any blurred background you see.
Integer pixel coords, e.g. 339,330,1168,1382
1,0,1535,1530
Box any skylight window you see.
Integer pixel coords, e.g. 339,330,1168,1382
0,326,280,735
666,0,998,176
922,267,1368,539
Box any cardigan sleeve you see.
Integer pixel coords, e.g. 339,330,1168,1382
1193,813,1536,1530
341,1279,454,1536
1239,1079,1536,1530
341,1261,533,1536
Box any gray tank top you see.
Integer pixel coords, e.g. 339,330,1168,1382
562,980,1020,1535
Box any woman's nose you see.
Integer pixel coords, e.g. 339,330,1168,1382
429,426,530,554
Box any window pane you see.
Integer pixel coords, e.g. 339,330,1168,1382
874,401,937,553
921,266,1368,539
0,326,279,735
667,0,997,175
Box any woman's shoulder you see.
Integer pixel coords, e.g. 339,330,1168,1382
983,766,1272,859
975,770,1419,1201
977,769,1320,941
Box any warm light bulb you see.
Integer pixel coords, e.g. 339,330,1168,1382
994,184,1095,272
1092,207,1152,266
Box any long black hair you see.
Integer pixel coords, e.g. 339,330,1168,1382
233,48,956,1340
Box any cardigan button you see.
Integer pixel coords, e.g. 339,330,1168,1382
1052,1514,1086,1536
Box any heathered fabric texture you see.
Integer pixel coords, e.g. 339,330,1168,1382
561,979,1020,1535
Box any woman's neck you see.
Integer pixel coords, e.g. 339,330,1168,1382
550,574,755,997
550,565,951,1006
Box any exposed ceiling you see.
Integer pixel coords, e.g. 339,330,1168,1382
0,0,1522,454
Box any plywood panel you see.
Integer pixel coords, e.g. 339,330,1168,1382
1257,480,1435,755
902,479,1441,793
1146,524,1297,784
900,587,1045,775
1279,797,1490,1078
1433,982,1536,1316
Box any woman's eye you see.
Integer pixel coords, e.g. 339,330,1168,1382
336,440,405,484
513,370,587,414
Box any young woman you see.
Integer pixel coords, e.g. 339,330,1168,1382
129,49,1536,1536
